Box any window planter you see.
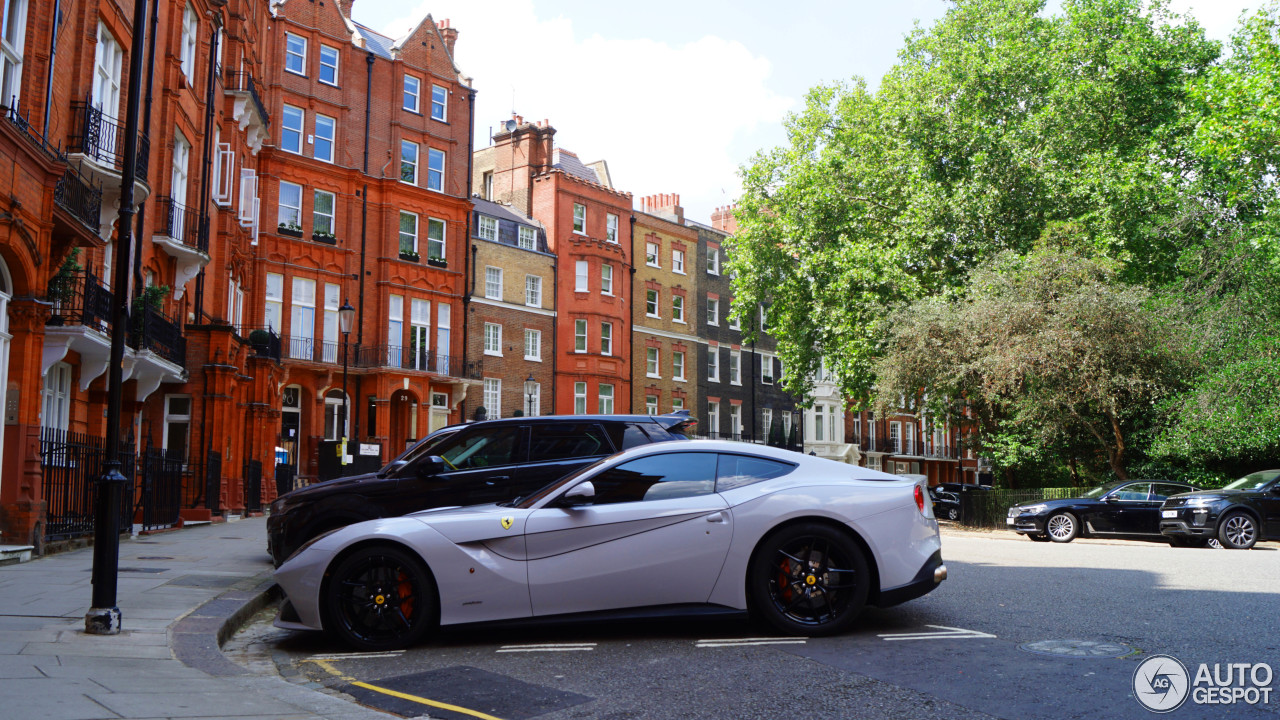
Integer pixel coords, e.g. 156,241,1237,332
426,256,447,268
278,225,303,238
399,251,420,262
312,232,337,245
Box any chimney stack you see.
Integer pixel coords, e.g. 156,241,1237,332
437,19,458,54
642,193,683,224
711,204,738,234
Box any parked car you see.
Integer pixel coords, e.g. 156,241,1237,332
1006,480,1201,543
273,440,946,650
1160,469,1280,549
929,487,961,521
266,413,697,566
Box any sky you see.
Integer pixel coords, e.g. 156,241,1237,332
349,0,1261,225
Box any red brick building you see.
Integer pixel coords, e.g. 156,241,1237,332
474,119,633,414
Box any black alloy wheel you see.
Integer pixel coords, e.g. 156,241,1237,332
1046,512,1078,543
324,545,437,651
749,523,869,636
1217,512,1258,550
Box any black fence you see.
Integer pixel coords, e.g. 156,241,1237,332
68,99,151,181
154,195,206,251
40,428,133,542
245,460,262,514
46,270,112,331
275,463,297,497
354,347,482,378
693,431,804,453
2,103,103,233
205,451,222,514
955,487,1085,529
137,443,183,533
130,306,186,366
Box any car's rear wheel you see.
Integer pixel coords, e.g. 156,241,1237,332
1217,512,1258,550
1046,512,1077,543
324,545,437,651
1027,533,1050,542
946,507,959,521
749,523,869,637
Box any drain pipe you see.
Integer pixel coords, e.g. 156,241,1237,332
353,50,373,444
459,86,475,422
131,0,161,294
193,17,222,322
41,0,62,137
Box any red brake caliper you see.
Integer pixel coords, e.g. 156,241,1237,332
397,570,415,619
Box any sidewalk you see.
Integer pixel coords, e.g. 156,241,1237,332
0,517,390,720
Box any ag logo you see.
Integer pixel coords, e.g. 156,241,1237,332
1133,654,1190,713
501,516,513,530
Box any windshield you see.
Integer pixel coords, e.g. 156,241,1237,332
509,457,611,509
1223,470,1280,491
382,428,462,475
1081,481,1125,499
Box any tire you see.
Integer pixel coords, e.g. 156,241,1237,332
946,507,959,521
749,523,869,637
1045,512,1078,543
1027,533,1050,542
1217,512,1258,550
323,545,437,651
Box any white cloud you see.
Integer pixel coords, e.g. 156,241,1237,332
372,0,792,222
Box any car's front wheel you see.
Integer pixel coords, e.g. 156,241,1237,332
1046,512,1078,543
324,545,437,651
945,507,959,521
749,523,869,637
1217,512,1258,550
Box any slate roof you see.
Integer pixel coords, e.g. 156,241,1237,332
471,197,539,228
552,149,600,184
353,23,395,59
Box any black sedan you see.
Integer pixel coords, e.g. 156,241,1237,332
929,487,961,521
1160,469,1280,549
1006,480,1201,543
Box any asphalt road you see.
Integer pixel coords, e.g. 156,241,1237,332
228,529,1280,720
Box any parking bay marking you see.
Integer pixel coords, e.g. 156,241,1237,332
497,642,596,653
308,650,406,661
303,658,506,720
878,625,996,641
696,637,809,648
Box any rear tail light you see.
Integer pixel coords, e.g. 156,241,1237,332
915,485,925,514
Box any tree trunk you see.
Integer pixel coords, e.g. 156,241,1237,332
1107,412,1127,481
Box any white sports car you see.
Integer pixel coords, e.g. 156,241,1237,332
274,440,947,650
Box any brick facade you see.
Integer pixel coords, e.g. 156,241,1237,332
632,196,700,415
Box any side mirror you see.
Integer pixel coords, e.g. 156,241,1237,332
416,456,446,478
1270,485,1280,495
560,481,596,507
1102,495,1117,503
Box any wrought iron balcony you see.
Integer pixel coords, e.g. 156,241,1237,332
67,99,151,182
154,196,206,251
45,271,112,331
224,71,270,128
354,346,482,379
129,306,186,366
280,335,342,364
3,104,104,233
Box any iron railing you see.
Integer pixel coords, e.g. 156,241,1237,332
244,460,262,514
137,444,184,532
205,451,222,515
39,428,133,542
68,99,151,181
46,270,112,331
354,347,481,378
281,335,342,364
154,196,206,251
129,305,186,366
223,71,270,127
958,487,1084,529
240,327,282,360
4,104,104,232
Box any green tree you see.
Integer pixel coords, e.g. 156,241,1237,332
873,248,1193,483
727,0,1218,403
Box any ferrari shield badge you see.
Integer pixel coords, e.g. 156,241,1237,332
501,516,514,530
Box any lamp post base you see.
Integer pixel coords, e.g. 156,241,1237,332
84,606,122,635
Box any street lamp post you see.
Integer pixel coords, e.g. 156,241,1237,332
338,299,355,469
524,374,537,417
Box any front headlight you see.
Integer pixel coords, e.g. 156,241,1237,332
1185,497,1215,507
1021,504,1048,515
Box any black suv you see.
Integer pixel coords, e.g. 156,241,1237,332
1160,469,1280,549
267,413,696,565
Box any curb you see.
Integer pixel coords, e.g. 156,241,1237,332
170,571,281,677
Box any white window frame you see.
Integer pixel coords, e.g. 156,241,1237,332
525,275,542,307
606,213,618,243
573,203,585,234
600,322,612,356
163,394,193,462
707,347,720,382
484,266,503,300
707,245,720,275
289,277,316,360
313,189,335,237
673,351,685,381
400,140,418,184
0,0,29,106
277,181,302,231
574,382,587,414
318,44,339,86
761,353,774,385
598,384,614,415
707,401,720,436
281,104,304,154
388,294,404,366
526,381,541,417
179,3,197,83
890,422,902,454
574,319,587,353
483,322,502,356
646,242,660,267
517,225,536,250
707,297,719,326
729,350,741,385
41,362,71,431
483,378,501,419
431,83,447,120
314,114,335,163
404,74,421,112
427,148,444,192
672,397,684,412
478,215,497,241
284,32,307,76
575,260,589,292
410,298,431,370
647,347,660,378
730,404,742,437
524,329,541,361
601,264,614,295
427,217,446,260
322,283,339,363
672,295,685,323
646,289,659,318
673,249,685,274
264,273,283,332
399,211,418,255
646,395,658,416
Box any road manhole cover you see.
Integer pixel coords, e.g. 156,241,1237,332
1019,639,1134,658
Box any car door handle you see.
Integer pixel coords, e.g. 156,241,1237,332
706,511,728,524
485,476,510,486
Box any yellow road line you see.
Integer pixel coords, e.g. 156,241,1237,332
303,657,506,720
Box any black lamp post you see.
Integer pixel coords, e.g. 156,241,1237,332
338,299,356,466
524,374,537,417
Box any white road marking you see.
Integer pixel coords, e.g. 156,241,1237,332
878,624,996,641
696,637,808,648
497,642,596,653
309,651,406,661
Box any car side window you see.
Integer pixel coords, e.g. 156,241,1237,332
715,454,796,492
528,423,613,461
604,422,660,450
587,452,717,505
436,428,522,470
1114,483,1151,501
1152,484,1187,502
